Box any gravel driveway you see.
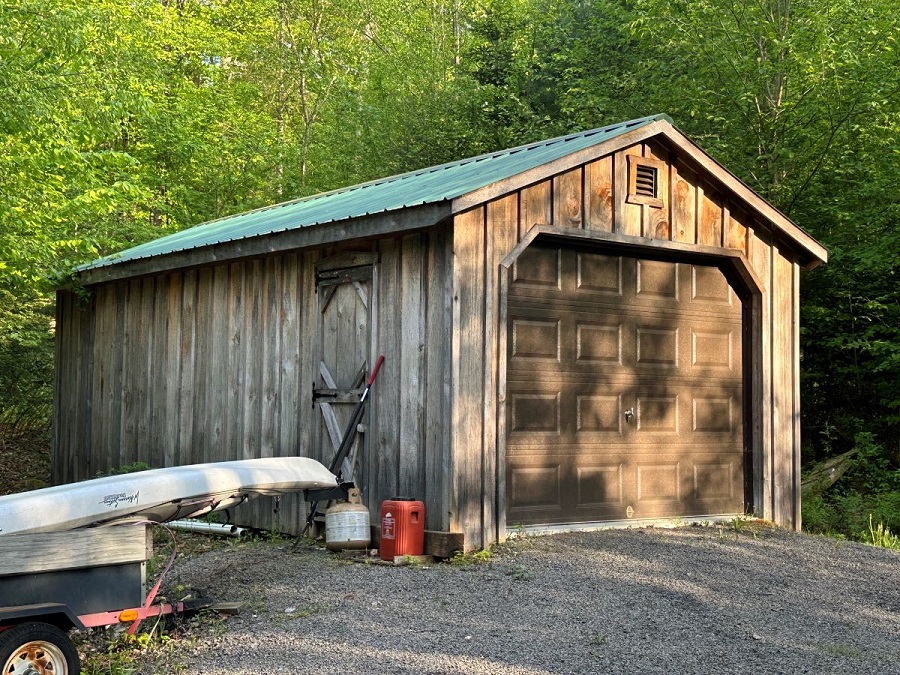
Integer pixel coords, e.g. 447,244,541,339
149,525,900,674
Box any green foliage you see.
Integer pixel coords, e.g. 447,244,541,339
0,287,54,430
0,0,469,437
78,626,179,675
803,490,900,540
865,514,900,551
1,0,898,530
449,548,494,566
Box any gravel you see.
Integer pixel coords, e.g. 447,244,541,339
145,525,900,674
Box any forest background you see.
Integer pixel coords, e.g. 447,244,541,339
1,0,897,539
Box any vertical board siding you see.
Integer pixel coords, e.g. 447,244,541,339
53,291,94,485
672,163,696,244
261,257,281,459
772,249,795,527
296,251,318,458
119,280,136,466
552,167,583,229
137,277,154,465
243,259,264,462
163,273,181,469
726,206,749,254
792,262,802,529
282,251,318,532
60,293,77,483
192,268,213,459
452,207,486,546
108,284,127,471
55,255,321,533
399,234,425,498
225,263,245,462
373,238,401,506
749,228,774,522
585,156,614,232
644,142,670,240
699,186,724,247
485,195,519,546
88,287,104,479
52,294,64,483
424,228,453,531
177,270,197,468
279,253,301,459
154,276,168,467
520,181,551,238
208,266,228,463
52,293,69,484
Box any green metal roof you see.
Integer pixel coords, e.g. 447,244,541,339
79,114,669,272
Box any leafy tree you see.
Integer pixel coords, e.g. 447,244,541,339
1,0,897,537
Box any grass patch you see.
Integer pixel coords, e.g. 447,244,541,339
77,625,185,675
814,642,865,659
865,514,900,550
503,563,533,581
448,548,494,567
804,490,900,544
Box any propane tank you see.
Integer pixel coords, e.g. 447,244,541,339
325,488,370,551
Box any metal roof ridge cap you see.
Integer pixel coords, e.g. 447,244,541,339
438,116,667,205
450,118,671,213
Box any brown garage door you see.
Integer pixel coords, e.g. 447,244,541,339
506,244,744,526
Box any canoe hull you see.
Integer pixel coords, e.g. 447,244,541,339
0,457,337,535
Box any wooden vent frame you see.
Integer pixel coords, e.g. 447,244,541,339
626,155,666,209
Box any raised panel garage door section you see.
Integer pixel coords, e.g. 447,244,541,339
506,244,744,526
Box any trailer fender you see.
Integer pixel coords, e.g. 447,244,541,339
0,603,85,631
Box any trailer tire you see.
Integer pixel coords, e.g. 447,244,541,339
0,621,80,675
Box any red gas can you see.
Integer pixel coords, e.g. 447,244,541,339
379,498,425,561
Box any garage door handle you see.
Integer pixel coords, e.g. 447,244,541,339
624,408,634,421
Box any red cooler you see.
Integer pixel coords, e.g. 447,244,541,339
380,498,425,561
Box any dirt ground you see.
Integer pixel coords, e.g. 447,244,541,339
0,426,51,496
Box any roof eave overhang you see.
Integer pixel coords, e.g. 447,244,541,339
77,201,452,286
452,120,828,270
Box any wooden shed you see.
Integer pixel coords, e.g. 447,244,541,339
54,115,827,550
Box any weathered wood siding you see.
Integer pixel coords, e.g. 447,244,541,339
54,228,453,534
55,136,810,549
451,141,802,549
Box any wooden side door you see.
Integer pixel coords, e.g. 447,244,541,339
313,262,374,485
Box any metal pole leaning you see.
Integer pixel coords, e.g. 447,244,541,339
303,355,385,537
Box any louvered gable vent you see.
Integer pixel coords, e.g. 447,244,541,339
635,164,657,198
626,155,665,208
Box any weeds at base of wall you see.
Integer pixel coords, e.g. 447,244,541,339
715,514,764,541
448,548,494,567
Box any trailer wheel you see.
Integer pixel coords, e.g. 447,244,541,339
0,622,80,675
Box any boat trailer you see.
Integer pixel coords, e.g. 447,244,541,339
0,484,347,674
0,524,211,674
